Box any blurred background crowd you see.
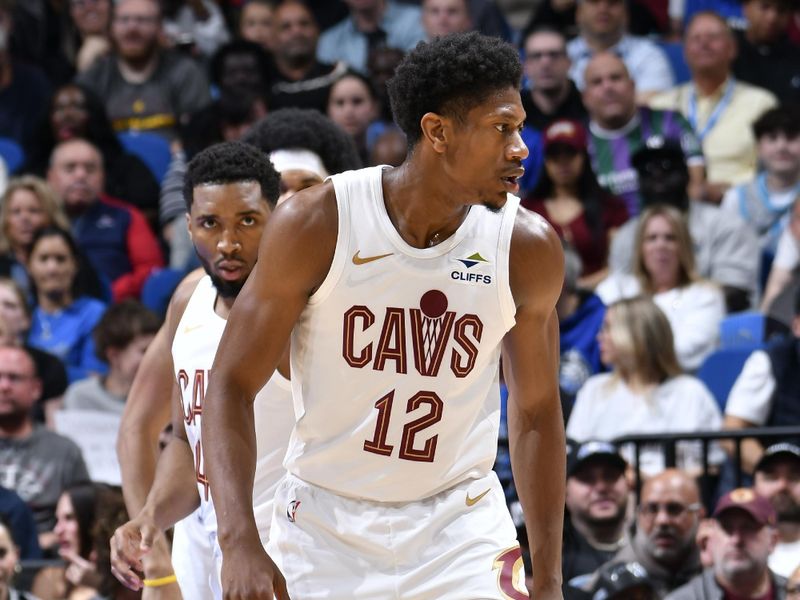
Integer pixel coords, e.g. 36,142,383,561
0,0,799,598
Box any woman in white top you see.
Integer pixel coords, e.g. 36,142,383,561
596,205,725,371
566,296,724,476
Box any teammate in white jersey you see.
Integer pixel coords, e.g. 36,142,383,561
204,32,566,600
109,142,291,596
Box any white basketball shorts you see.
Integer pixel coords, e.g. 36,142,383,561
172,507,218,600
267,470,529,599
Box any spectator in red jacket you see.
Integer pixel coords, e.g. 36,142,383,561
46,139,163,301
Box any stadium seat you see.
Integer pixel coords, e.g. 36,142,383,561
657,41,691,84
141,268,186,318
117,131,171,184
719,311,766,349
696,347,755,411
0,137,25,173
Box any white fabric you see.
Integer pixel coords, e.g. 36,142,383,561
285,165,519,502
171,510,217,600
768,539,800,578
171,275,294,595
724,350,775,424
269,148,328,179
268,471,526,600
773,226,800,270
595,275,724,371
566,373,724,476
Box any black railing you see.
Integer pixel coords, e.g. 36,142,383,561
614,426,800,505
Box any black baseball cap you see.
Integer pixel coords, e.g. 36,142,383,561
631,136,686,173
567,440,627,478
591,561,656,600
754,442,800,474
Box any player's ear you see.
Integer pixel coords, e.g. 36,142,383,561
185,212,193,242
420,112,449,154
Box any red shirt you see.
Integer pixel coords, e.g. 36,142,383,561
521,195,629,276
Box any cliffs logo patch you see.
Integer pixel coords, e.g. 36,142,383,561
457,252,489,269
286,500,301,523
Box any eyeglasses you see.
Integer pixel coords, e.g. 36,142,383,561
638,502,702,520
113,14,158,26
526,50,566,62
0,372,33,384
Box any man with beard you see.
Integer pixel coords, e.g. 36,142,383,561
76,0,210,140
110,142,293,599
584,469,704,598
606,138,758,312
268,0,347,113
666,488,786,599
563,441,630,588
754,443,800,578
0,346,88,549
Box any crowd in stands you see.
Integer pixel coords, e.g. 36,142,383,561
0,0,798,597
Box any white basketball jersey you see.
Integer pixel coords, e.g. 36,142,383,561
285,166,519,502
172,276,294,543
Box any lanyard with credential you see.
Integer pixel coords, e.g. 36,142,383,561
687,78,735,142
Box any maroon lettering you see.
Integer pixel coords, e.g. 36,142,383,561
398,391,443,462
409,309,455,377
363,392,394,456
373,308,407,373
450,314,483,377
343,306,375,368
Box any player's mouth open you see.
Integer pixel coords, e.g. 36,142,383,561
501,175,520,193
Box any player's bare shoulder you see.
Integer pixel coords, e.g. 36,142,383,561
508,207,564,310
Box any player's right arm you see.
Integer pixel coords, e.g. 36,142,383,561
111,275,205,591
202,184,338,600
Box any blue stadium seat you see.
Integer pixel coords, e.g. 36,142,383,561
719,311,766,349
0,137,25,173
657,41,691,84
117,131,171,184
696,347,755,411
141,268,185,318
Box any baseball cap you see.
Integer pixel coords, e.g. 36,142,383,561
631,136,685,172
713,488,777,527
591,561,655,600
754,442,800,474
567,440,627,478
543,119,587,153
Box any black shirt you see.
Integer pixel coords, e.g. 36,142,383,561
521,81,588,132
268,60,348,114
562,518,623,587
733,31,800,104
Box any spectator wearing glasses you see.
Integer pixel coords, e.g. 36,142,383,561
76,0,211,140
666,488,786,600
521,27,587,132
580,470,705,598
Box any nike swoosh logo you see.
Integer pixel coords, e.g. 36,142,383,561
465,488,491,507
352,251,394,265
183,324,204,334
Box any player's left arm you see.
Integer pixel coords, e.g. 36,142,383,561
502,209,565,599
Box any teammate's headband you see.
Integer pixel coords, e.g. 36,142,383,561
269,148,329,180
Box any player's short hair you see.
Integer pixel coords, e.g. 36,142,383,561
183,141,281,210
242,108,362,175
753,105,800,140
387,32,522,147
93,300,161,362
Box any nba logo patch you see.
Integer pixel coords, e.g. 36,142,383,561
286,500,301,523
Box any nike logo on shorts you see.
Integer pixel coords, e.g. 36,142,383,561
465,488,491,507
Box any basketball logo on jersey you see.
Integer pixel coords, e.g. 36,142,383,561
286,500,301,523
343,290,483,379
492,546,529,600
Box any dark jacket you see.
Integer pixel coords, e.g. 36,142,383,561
665,567,786,600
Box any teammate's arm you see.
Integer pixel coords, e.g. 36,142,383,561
111,275,205,590
117,268,205,514
502,210,565,600
202,185,338,600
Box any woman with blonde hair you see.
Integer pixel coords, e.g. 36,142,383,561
0,176,70,295
596,204,725,371
566,296,723,476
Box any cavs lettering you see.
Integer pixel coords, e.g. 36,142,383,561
342,290,484,464
343,290,483,378
177,368,211,500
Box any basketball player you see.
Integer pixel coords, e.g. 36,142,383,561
109,142,292,597
202,32,566,600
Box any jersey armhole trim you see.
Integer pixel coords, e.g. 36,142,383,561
496,195,519,332
307,180,350,306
